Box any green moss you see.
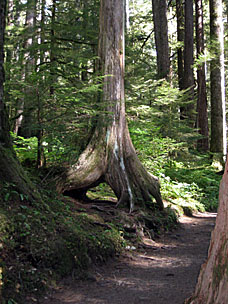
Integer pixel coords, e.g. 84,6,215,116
0,187,125,303
0,145,42,204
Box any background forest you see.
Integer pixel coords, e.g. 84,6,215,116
0,0,227,302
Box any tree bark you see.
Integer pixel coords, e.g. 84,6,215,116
125,0,130,30
12,0,25,134
49,0,56,96
182,0,195,125
17,0,37,138
185,156,228,303
209,0,227,158
195,0,209,151
152,0,170,80
59,0,163,212
176,0,184,91
0,0,10,149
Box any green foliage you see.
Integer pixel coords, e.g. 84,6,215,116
127,79,199,144
1,181,29,203
164,161,221,211
10,132,82,165
127,103,220,213
5,0,101,167
161,176,205,215
11,133,37,163
124,67,220,213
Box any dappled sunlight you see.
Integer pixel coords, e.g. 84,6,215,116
131,254,190,268
41,213,216,304
179,213,217,224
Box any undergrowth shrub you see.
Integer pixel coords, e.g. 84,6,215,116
128,115,220,212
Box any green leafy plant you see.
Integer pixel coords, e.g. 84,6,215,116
11,132,37,163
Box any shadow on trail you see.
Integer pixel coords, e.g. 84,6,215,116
41,213,216,304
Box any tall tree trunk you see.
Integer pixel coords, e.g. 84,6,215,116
210,0,227,159
125,0,130,30
182,0,195,125
152,0,170,80
81,0,88,82
36,0,46,168
195,0,209,151
176,0,184,90
17,0,37,138
0,0,10,147
7,0,22,134
59,0,163,213
50,0,56,96
0,0,40,202
185,156,228,303
5,0,14,123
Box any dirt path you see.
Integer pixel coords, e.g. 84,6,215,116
40,212,216,304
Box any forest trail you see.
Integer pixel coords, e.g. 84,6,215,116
40,212,216,304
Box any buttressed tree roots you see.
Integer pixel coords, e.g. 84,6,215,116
58,0,163,212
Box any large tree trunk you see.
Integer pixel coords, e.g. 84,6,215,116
0,0,40,202
210,0,227,158
182,0,195,125
0,0,6,293
125,0,130,30
49,0,56,96
36,0,46,168
59,0,163,212
152,0,170,80
0,0,10,147
17,0,37,138
176,0,184,91
195,0,209,151
185,156,228,303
